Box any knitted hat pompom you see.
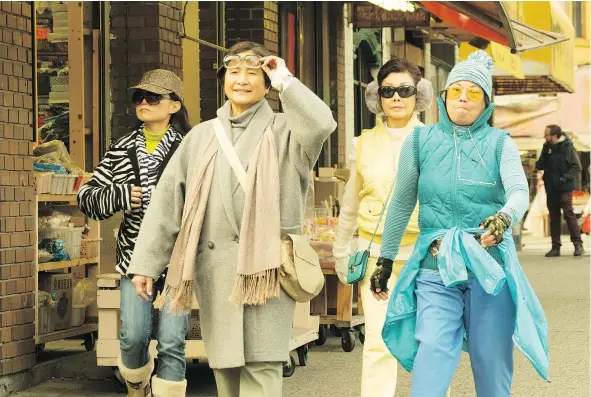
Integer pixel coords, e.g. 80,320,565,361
468,50,494,73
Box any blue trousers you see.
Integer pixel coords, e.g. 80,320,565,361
411,272,515,397
119,275,189,381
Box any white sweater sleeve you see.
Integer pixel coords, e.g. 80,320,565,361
333,138,361,261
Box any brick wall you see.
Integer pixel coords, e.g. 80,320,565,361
0,1,36,376
198,1,219,122
110,1,184,142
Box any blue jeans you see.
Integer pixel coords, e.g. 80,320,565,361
410,272,516,397
119,275,189,382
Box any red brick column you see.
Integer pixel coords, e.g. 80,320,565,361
198,1,220,122
0,0,36,376
110,2,184,142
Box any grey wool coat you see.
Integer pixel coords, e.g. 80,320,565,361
126,78,337,369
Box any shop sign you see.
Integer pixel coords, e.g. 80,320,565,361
353,5,430,29
37,27,49,40
490,42,524,79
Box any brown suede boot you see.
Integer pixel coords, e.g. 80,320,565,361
118,355,154,397
151,376,187,397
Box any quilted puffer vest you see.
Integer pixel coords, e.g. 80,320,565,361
416,98,508,231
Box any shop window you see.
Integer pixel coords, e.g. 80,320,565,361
35,2,106,171
279,2,299,77
280,2,335,167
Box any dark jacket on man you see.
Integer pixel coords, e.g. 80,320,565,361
536,135,582,193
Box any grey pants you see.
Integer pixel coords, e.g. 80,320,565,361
213,362,282,397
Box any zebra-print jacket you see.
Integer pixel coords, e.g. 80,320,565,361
77,127,183,275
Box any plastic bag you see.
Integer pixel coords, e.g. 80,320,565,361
38,238,70,261
38,250,53,263
33,140,83,175
38,291,54,305
38,210,71,229
73,278,98,307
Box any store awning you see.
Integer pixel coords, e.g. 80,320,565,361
419,1,569,53
494,66,590,151
456,2,575,95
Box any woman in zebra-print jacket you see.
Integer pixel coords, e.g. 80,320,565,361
77,69,191,396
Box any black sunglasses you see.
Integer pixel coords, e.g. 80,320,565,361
132,90,171,106
378,85,417,99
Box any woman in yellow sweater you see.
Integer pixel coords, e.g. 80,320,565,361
333,58,432,397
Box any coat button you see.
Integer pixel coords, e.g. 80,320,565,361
233,235,239,243
207,241,215,249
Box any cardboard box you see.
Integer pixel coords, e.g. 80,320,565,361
315,180,337,206
318,167,334,178
314,180,346,206
39,273,73,331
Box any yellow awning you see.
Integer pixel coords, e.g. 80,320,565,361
459,2,575,95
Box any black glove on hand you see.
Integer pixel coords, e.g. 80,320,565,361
480,212,511,245
370,257,393,293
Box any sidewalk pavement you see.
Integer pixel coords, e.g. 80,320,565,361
10,234,591,397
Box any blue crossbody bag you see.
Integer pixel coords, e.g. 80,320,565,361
346,183,394,284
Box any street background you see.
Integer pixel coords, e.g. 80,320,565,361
13,235,590,397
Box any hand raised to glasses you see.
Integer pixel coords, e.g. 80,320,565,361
260,56,288,81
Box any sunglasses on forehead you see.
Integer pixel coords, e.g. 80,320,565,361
378,85,417,99
223,54,263,69
132,90,172,106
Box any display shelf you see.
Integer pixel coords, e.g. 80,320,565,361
36,323,98,345
37,194,78,204
289,327,319,351
38,258,98,272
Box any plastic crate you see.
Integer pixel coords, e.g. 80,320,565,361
80,239,101,259
34,172,53,194
39,226,84,259
50,174,78,194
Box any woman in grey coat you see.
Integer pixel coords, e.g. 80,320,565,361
125,41,336,397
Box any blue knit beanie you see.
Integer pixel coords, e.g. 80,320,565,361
445,50,494,101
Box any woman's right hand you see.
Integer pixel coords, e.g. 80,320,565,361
131,186,142,209
132,275,153,301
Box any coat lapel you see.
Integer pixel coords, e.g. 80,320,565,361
214,100,274,235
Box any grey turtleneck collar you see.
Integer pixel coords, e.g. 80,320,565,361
228,99,266,142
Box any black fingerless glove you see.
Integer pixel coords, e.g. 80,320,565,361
370,257,393,293
480,212,512,245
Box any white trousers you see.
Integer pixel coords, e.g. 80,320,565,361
358,256,451,397
358,256,399,397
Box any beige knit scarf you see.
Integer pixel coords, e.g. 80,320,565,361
154,122,281,314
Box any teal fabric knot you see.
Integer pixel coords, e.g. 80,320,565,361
437,227,507,296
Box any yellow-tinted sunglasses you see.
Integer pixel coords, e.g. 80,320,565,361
444,86,485,103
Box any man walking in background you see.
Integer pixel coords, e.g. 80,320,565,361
536,124,584,257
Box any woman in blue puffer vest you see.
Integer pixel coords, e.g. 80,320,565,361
370,50,549,397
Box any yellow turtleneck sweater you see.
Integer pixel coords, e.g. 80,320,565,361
143,125,169,154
